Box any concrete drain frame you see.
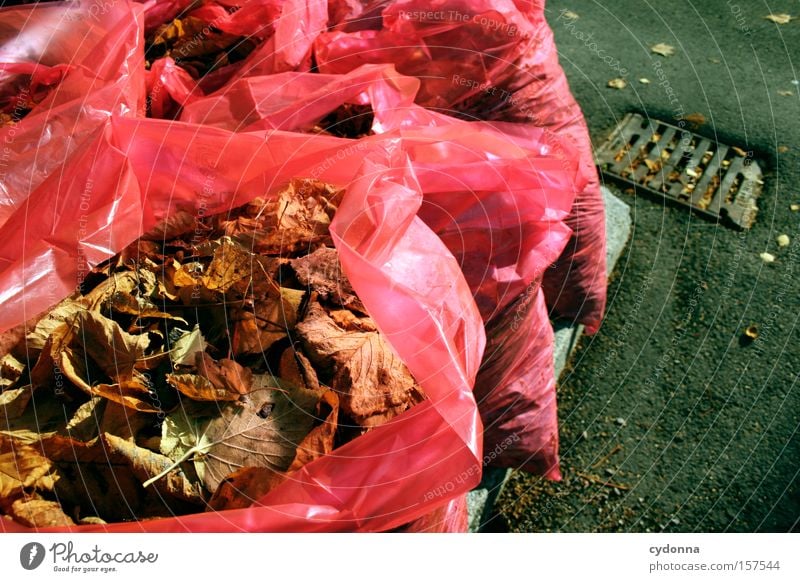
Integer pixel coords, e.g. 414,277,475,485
595,113,762,229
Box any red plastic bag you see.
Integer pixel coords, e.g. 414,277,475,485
141,0,327,108
459,13,606,334
172,63,583,476
0,0,145,228
0,115,488,531
315,0,607,333
398,495,469,532
473,286,559,478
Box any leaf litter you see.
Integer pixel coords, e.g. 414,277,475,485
0,179,424,526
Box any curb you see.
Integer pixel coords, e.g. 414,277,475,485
467,186,632,532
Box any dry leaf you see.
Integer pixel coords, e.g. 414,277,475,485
764,14,792,25
777,234,790,247
680,113,706,126
639,78,651,84
169,326,206,367
0,353,25,389
290,246,365,312
561,10,579,20
157,376,321,493
607,78,627,90
0,385,33,420
760,252,775,263
778,90,794,96
103,433,203,504
289,390,339,471
0,439,55,500
651,43,676,57
297,303,422,428
207,467,287,511
231,286,304,355
731,146,748,157
744,325,759,340
8,496,75,528
778,146,790,153
278,348,320,392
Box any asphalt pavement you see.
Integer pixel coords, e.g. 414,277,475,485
499,0,800,532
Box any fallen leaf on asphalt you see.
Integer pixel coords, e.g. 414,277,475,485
639,78,651,84
744,325,759,340
777,234,790,247
731,146,748,157
778,90,794,96
561,10,579,20
680,112,706,127
760,252,775,263
778,146,789,153
607,78,627,90
764,14,793,25
790,203,800,211
651,43,676,57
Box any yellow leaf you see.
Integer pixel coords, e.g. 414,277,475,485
651,43,676,57
764,14,793,25
607,78,627,90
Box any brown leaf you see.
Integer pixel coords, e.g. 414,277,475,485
329,310,377,332
207,467,287,511
91,374,162,414
202,237,253,293
0,438,55,500
290,246,365,312
159,375,322,493
102,433,203,505
680,112,706,127
218,180,342,254
278,348,320,392
196,352,252,397
57,310,151,385
8,495,75,528
167,373,239,403
231,286,304,355
0,353,25,389
296,303,423,428
289,390,339,471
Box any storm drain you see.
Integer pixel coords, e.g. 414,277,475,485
595,113,762,228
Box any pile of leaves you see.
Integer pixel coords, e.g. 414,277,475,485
0,179,424,527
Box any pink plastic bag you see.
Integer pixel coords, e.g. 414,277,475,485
473,286,559,478
315,0,607,333
0,115,488,531
141,0,327,110
459,12,606,334
171,63,583,476
0,0,145,229
398,495,469,533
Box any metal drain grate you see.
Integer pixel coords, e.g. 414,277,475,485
595,113,762,228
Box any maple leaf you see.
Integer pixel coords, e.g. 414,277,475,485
153,375,322,493
296,303,423,428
